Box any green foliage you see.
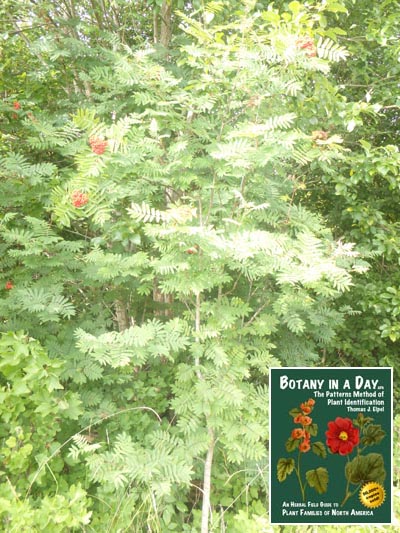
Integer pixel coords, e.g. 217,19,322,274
1,0,400,530
0,332,89,531
316,37,349,62
0,484,92,533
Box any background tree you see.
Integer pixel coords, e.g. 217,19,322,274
298,0,400,378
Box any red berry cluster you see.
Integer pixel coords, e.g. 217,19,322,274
13,101,21,110
296,37,317,58
5,280,14,290
71,190,89,208
89,136,108,155
185,245,199,255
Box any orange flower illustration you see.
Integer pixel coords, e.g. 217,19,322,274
277,398,328,501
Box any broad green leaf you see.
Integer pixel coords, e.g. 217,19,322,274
277,458,295,482
361,424,386,446
308,423,318,437
345,453,386,485
289,407,302,418
306,467,329,494
286,437,300,452
312,441,327,458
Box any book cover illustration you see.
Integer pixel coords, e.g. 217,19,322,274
269,367,392,524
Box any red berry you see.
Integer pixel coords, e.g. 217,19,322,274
89,136,108,155
5,280,13,290
13,101,21,110
71,190,89,208
296,37,317,58
185,245,199,255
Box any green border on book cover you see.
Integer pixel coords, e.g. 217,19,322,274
269,367,393,524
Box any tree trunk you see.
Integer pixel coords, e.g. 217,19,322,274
154,0,172,48
201,429,215,533
114,299,129,331
160,1,172,48
153,280,173,318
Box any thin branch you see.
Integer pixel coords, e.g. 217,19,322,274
194,291,203,381
222,273,242,297
243,300,269,327
8,17,46,65
5,23,50,36
201,428,215,533
89,0,104,30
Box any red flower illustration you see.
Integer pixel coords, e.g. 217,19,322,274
71,190,89,208
291,428,305,440
89,136,108,155
5,280,13,290
326,417,359,456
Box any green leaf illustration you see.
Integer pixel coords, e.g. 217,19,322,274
285,437,300,452
277,458,295,482
345,453,386,485
312,441,327,458
361,424,386,446
306,467,329,494
308,423,318,437
353,413,374,428
289,407,302,418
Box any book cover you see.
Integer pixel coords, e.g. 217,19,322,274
269,367,393,524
